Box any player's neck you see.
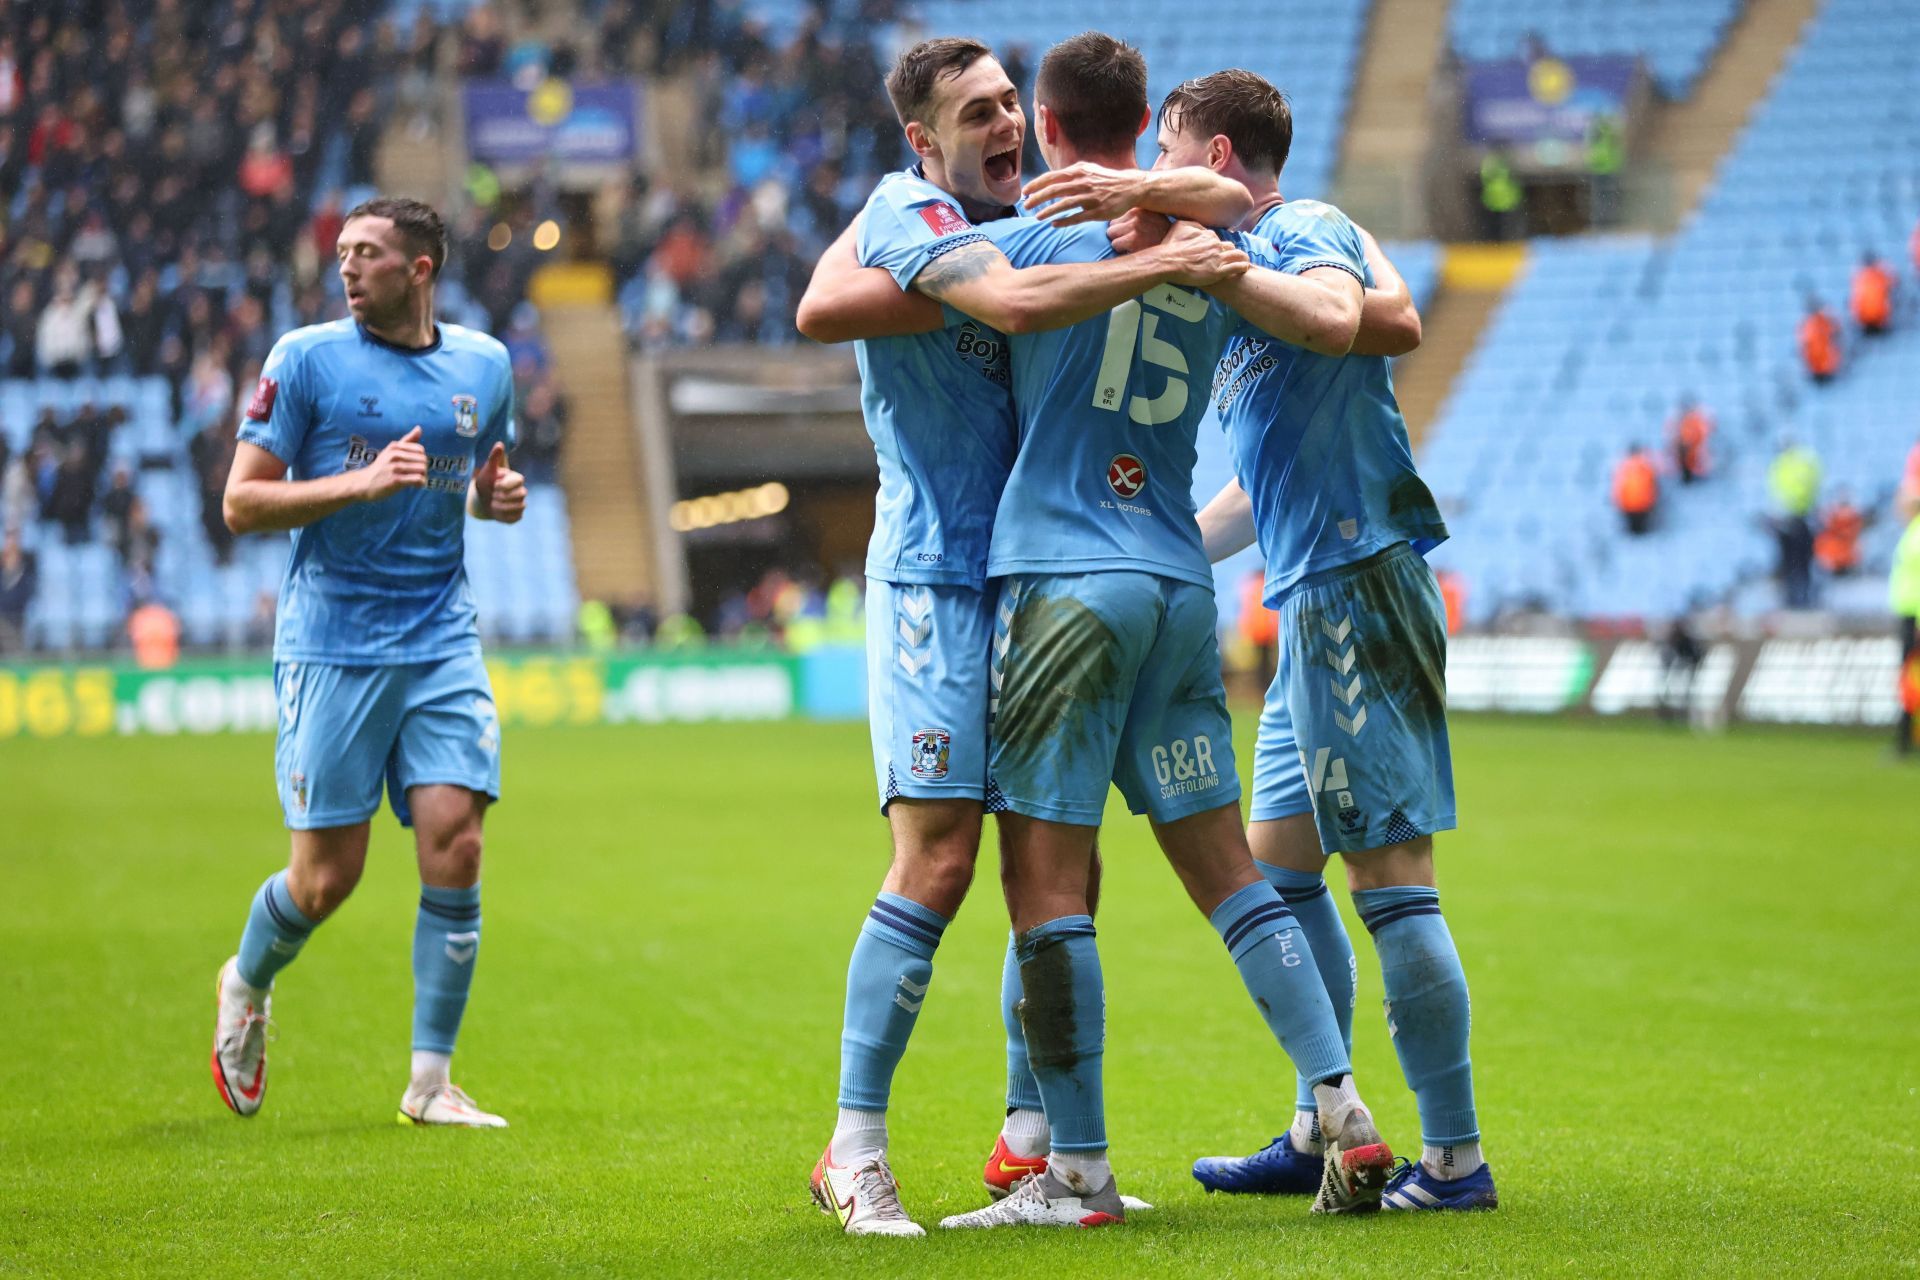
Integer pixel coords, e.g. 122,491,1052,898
361,296,438,351
1242,186,1283,230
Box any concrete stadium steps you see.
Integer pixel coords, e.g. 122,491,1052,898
1332,0,1451,238
1644,0,1823,227
542,301,658,612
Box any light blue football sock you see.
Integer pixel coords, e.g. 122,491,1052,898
235,870,316,990
1001,930,1045,1113
1257,862,1358,1114
1354,886,1479,1145
836,892,947,1111
413,883,482,1054
1209,881,1351,1087
1016,915,1105,1153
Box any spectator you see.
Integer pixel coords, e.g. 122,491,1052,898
517,375,568,479
3,279,38,377
119,496,161,576
1798,296,1842,383
1766,439,1822,608
189,421,238,566
36,270,94,378
0,530,35,654
1892,512,1920,756
1850,252,1895,335
45,441,97,545
1611,443,1660,535
127,595,181,670
101,466,137,553
1813,492,1865,576
1669,396,1713,484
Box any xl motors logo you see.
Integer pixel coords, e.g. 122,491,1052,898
1107,453,1146,499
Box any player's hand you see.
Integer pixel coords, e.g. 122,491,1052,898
1107,209,1172,255
473,442,526,523
1022,163,1146,225
1156,220,1251,288
361,426,428,500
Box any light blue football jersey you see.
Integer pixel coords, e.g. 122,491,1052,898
237,319,516,665
1217,199,1448,606
976,218,1238,590
854,166,1018,587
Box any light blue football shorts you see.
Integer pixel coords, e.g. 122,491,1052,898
1250,542,1457,852
272,651,501,830
988,570,1240,826
866,578,997,811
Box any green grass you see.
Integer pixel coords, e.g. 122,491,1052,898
2,714,1916,1276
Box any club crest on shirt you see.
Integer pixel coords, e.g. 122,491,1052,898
909,728,951,780
451,394,480,437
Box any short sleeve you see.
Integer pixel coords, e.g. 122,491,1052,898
1259,201,1368,286
857,181,991,289
235,335,313,464
484,356,517,452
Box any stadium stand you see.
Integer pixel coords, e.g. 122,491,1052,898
0,2,580,654
1447,0,1745,99
614,0,1377,351
1421,0,1920,624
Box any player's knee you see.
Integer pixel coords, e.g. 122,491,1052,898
292,859,362,919
423,825,485,886
1344,835,1435,891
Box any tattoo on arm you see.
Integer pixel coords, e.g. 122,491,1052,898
913,241,1001,301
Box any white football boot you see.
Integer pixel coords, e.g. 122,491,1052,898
940,1169,1127,1230
810,1147,925,1237
210,957,271,1117
397,1082,509,1128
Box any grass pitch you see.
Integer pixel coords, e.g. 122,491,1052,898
2,713,1916,1276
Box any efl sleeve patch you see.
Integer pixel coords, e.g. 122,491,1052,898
918,202,972,238
245,376,280,422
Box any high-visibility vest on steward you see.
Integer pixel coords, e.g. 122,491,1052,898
1891,515,1920,619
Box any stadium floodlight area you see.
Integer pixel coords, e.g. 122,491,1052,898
1420,0,1920,624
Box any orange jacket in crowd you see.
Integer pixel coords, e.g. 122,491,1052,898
1612,450,1659,515
1435,568,1466,635
1814,502,1864,574
128,600,180,670
1238,571,1278,648
1799,308,1842,378
1672,406,1713,477
1851,261,1894,331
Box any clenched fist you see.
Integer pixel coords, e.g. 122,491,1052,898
472,442,526,523
360,426,428,501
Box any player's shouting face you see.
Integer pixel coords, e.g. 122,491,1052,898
337,214,433,331
912,55,1025,211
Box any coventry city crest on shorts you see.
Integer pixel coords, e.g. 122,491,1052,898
910,728,951,780
451,394,480,437
289,771,308,814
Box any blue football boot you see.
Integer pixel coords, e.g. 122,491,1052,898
1381,1157,1499,1211
1191,1135,1325,1195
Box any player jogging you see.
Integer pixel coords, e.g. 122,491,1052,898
209,196,523,1130
1151,71,1498,1211
794,36,1257,1237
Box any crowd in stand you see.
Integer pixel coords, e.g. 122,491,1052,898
0,1,573,654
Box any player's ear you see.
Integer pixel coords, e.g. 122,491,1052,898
903,120,935,161
1037,103,1058,147
1133,104,1151,141
1209,133,1232,172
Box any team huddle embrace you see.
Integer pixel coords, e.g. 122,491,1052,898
799,32,1495,1233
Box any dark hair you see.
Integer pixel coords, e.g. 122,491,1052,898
886,36,994,128
1159,69,1293,176
343,196,447,279
1035,32,1147,156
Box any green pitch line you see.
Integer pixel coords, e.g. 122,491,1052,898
1,715,1914,1276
